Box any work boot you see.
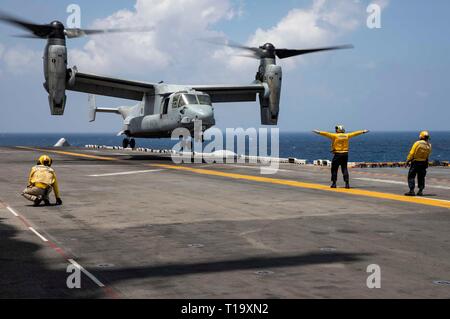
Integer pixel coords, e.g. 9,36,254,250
404,190,416,197
43,199,51,206
33,198,42,207
331,182,337,189
417,190,424,196
345,182,350,189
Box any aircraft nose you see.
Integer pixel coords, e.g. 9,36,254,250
191,106,214,122
196,109,213,120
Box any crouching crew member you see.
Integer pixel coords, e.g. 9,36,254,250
314,126,369,189
405,131,432,197
22,155,62,206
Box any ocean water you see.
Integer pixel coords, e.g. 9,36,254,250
0,132,449,163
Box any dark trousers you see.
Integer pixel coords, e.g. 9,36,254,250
331,153,349,183
408,161,428,191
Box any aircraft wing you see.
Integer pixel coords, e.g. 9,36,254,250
67,70,156,101
189,83,267,103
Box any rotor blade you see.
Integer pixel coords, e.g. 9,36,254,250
0,11,52,38
200,37,262,56
235,53,261,59
223,40,260,53
275,45,354,59
12,34,42,39
65,26,154,39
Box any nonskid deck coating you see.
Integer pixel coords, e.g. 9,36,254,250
0,147,449,298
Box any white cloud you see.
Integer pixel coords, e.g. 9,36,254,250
70,0,238,76
67,0,390,80
0,42,41,74
219,0,366,72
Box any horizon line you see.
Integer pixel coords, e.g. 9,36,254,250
1,130,450,135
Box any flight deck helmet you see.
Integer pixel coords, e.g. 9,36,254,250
419,131,430,141
335,125,345,133
38,155,53,167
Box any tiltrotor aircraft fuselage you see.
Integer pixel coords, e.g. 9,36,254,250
0,11,352,148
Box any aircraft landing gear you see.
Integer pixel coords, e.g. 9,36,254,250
122,138,136,149
191,129,205,145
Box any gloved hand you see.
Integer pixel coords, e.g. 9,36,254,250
55,198,63,206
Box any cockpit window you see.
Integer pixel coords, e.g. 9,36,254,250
172,94,180,108
178,95,186,108
183,94,198,105
198,95,212,105
172,93,212,108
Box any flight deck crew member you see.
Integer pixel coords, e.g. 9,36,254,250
314,126,369,189
405,131,432,197
22,155,62,206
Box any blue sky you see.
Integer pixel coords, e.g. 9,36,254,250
0,0,449,133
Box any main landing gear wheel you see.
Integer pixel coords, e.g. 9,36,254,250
129,139,136,149
123,138,136,149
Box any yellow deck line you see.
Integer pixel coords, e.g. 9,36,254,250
151,164,450,209
17,147,118,161
18,147,450,209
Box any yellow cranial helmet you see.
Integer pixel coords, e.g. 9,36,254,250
419,131,430,140
335,125,345,133
38,155,52,167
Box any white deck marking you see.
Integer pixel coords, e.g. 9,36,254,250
355,177,450,190
68,259,105,288
6,206,19,217
228,165,291,173
29,227,48,242
88,169,164,177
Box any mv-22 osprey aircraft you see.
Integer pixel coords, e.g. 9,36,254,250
0,11,353,149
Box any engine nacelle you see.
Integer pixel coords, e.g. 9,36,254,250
258,63,282,125
43,40,67,115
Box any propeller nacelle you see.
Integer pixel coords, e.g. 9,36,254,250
0,10,152,115
260,43,275,50
204,38,353,125
49,20,65,39
50,20,64,28
258,43,276,59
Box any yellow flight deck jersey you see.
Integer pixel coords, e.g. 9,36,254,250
407,140,432,162
28,165,60,198
317,131,367,154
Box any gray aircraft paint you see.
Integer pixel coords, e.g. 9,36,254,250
44,38,68,115
0,12,352,146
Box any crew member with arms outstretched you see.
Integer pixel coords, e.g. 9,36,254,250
405,131,432,197
314,125,369,189
22,155,62,206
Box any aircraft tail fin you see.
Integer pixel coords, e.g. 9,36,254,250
88,94,121,122
88,94,97,122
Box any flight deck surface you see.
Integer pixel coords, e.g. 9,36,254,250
0,146,449,298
